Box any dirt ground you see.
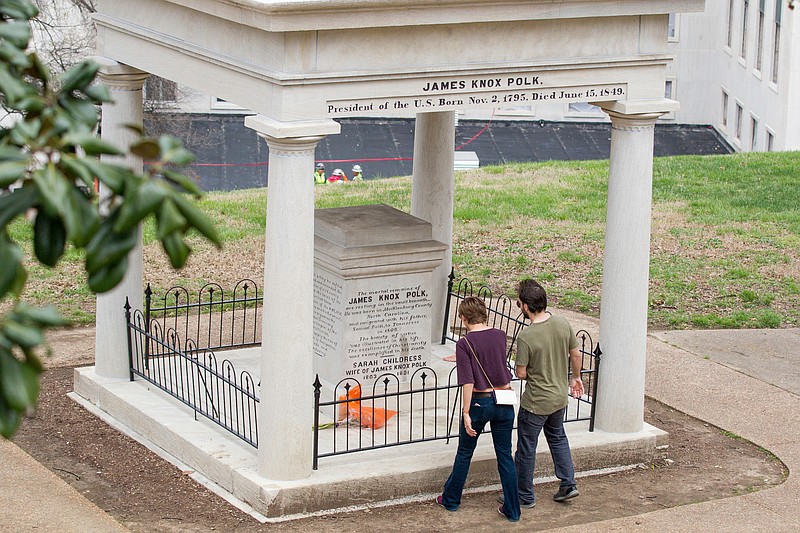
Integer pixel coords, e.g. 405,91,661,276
11,328,788,533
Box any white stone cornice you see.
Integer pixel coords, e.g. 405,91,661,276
245,115,341,138
160,0,707,31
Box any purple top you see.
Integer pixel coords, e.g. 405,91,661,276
455,328,513,389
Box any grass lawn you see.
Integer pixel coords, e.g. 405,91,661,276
12,151,800,330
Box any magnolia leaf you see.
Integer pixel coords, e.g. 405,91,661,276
58,60,99,94
156,200,187,240
172,193,221,246
130,139,161,161
114,179,166,233
162,233,190,269
3,320,44,350
0,21,31,48
0,0,39,20
0,185,38,228
63,186,99,247
0,237,25,300
59,154,95,189
33,210,66,267
0,348,39,411
87,254,129,293
85,222,137,274
12,304,67,328
0,160,29,188
32,163,70,217
162,169,201,196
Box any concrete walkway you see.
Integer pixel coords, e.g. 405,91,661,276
2,324,798,531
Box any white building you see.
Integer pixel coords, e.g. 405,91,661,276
668,0,800,151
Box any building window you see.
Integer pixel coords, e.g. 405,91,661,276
727,0,736,48
668,13,679,42
735,103,743,141
772,0,781,84
740,0,750,60
567,102,603,116
144,76,177,103
721,90,729,128
750,115,758,150
756,0,766,72
766,130,774,151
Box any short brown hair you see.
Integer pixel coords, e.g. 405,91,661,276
458,296,488,325
517,279,547,314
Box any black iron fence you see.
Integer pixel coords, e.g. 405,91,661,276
144,279,262,353
124,274,598,464
311,274,600,468
125,298,260,448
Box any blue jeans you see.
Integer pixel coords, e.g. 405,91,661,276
515,406,576,504
441,397,520,520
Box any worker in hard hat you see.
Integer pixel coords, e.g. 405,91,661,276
328,168,348,184
350,164,364,182
314,163,327,184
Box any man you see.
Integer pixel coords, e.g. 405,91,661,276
513,279,585,506
314,163,326,184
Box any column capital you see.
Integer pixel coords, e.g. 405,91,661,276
605,111,662,132
94,57,149,91
245,114,340,139
263,134,327,157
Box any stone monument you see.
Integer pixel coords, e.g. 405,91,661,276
313,204,446,386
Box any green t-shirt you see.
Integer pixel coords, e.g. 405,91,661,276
515,314,578,416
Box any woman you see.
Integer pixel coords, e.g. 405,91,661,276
436,297,521,522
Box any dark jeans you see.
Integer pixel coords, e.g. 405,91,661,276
441,397,520,520
515,406,576,504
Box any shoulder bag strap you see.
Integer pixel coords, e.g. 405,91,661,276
463,335,495,389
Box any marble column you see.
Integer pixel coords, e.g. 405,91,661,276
594,110,662,434
244,116,339,480
411,111,455,343
94,58,149,380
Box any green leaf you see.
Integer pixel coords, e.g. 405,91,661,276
59,95,99,128
80,83,111,104
10,117,41,143
62,133,124,156
58,60,99,94
0,237,25,300
85,222,137,274
161,233,190,269
0,145,29,162
59,154,95,189
87,254,129,293
0,62,29,103
0,159,28,188
0,185,38,227
0,394,22,439
0,347,39,411
12,304,67,328
33,209,67,267
3,320,44,350
162,169,201,196
14,94,45,113
114,179,166,233
0,0,39,20
32,163,70,217
156,199,187,239
129,139,161,161
124,123,145,136
172,193,221,246
158,136,194,165
0,21,32,48
63,186,99,247
81,158,129,194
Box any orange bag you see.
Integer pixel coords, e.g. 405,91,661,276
337,384,397,429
